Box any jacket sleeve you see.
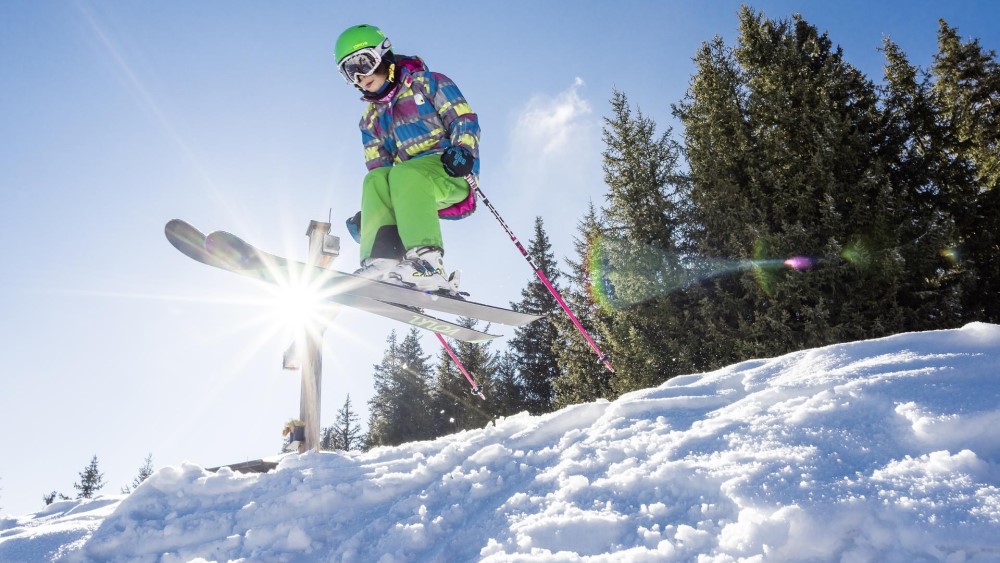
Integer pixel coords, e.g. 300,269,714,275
423,72,480,161
360,107,394,170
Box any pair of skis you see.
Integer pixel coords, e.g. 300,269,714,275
165,220,540,343
166,220,540,398
167,194,619,399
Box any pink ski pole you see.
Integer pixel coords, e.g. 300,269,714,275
435,332,486,400
466,175,614,373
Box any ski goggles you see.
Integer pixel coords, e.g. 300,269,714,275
338,47,384,85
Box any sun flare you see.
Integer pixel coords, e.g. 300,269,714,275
269,279,337,336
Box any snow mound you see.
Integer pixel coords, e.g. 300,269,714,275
2,323,999,562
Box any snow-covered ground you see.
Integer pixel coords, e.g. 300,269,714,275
2,323,999,562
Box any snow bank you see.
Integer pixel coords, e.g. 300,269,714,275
2,323,999,562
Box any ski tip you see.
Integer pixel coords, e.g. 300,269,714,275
165,219,208,252
165,219,206,240
165,218,188,233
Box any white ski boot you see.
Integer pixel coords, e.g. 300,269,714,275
389,246,460,293
353,257,399,282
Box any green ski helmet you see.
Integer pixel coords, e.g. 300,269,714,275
335,24,392,83
334,24,390,64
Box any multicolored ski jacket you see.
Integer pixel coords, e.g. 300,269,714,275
359,56,480,176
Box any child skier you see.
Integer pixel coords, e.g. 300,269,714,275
335,24,480,293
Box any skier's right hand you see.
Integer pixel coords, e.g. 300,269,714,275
441,146,475,177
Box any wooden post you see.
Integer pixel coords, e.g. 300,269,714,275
298,220,335,453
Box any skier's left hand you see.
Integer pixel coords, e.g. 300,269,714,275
346,211,361,243
441,146,475,177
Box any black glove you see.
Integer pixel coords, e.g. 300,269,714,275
441,146,475,177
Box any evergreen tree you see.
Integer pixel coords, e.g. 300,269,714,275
507,217,563,414
431,319,497,435
43,491,70,506
552,204,613,407
670,31,761,371
366,329,435,448
931,21,1000,322
491,351,529,416
599,90,692,394
879,37,964,328
73,455,105,499
121,453,155,494
322,395,363,451
673,7,925,369
320,426,335,451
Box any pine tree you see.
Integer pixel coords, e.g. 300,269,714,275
43,491,70,506
879,37,964,329
552,204,613,407
121,453,155,494
431,318,498,434
73,455,105,499
366,329,435,448
507,217,563,415
320,426,335,451
931,21,1000,322
599,90,692,394
670,30,761,371
672,7,925,368
491,351,528,417
322,395,363,451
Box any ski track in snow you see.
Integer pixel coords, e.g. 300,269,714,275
2,323,999,562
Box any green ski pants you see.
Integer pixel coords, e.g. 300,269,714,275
360,154,470,261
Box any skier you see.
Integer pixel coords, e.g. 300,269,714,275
335,24,480,293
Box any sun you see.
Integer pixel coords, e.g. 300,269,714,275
269,278,337,336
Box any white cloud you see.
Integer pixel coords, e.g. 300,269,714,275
510,77,593,157
493,78,605,262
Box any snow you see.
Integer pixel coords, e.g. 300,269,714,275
2,323,999,562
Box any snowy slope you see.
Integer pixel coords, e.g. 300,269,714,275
2,323,999,562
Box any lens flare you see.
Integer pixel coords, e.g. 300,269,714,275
271,281,328,334
783,256,814,270
841,240,873,269
589,237,749,310
940,247,960,264
587,236,830,310
752,239,779,295
589,236,684,310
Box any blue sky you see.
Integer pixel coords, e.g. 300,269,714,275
2,1,998,517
